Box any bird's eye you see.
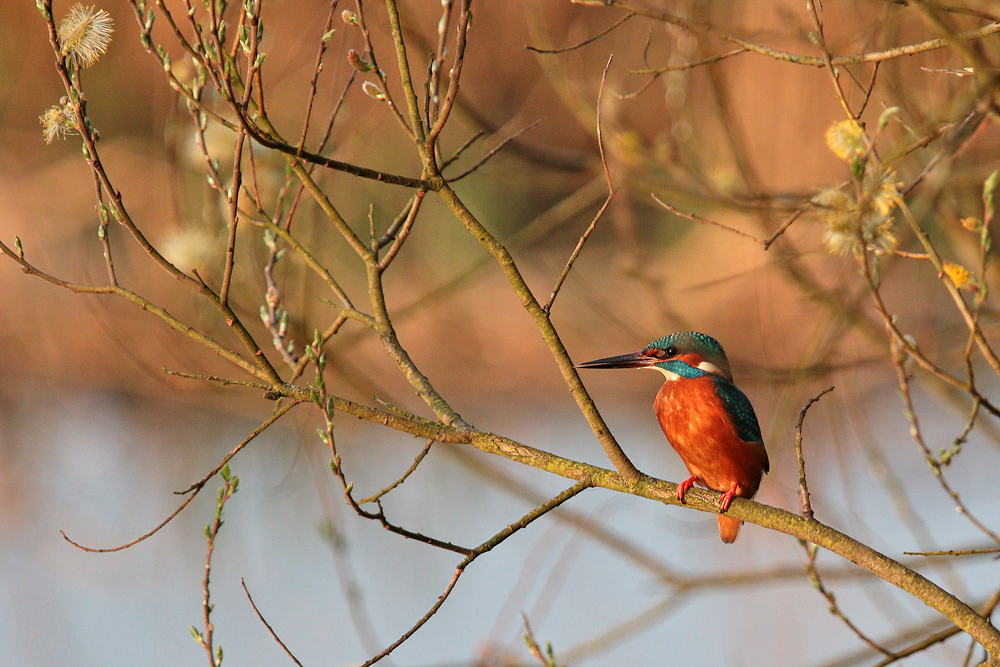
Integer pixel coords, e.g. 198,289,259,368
665,346,678,357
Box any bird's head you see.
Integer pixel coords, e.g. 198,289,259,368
577,331,733,382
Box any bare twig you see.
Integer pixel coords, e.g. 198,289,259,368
904,547,1000,557
358,480,592,667
795,386,835,520
60,400,304,553
869,586,1000,667
545,56,615,313
652,195,767,245
802,540,896,657
241,579,305,667
358,439,435,504
447,118,543,182
526,11,634,54
889,337,1000,544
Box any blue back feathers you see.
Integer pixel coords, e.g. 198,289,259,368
713,378,764,448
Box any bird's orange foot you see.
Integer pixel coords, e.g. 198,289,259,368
719,483,739,512
676,476,698,503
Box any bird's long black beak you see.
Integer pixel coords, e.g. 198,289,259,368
576,351,657,370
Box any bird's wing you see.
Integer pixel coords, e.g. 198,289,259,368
712,378,764,445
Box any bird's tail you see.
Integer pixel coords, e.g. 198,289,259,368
717,515,742,543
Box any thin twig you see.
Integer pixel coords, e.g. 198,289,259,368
241,579,305,667
358,480,593,667
60,400,304,553
177,400,306,495
889,337,1000,544
447,118,543,182
904,547,1000,556
297,1,340,154
194,469,238,667
620,47,749,99
526,11,634,54
869,585,1000,667
162,369,273,391
802,540,896,657
652,195,767,245
359,440,435,504
522,613,559,666
795,386,835,520
630,47,749,75
313,361,471,554
545,55,615,313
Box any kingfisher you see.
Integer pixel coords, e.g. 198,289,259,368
578,331,769,543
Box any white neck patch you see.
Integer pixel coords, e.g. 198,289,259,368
697,361,727,378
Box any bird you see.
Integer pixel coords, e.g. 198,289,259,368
578,331,768,543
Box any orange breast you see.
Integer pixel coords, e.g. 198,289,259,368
654,377,768,499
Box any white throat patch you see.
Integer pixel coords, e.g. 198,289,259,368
643,365,680,381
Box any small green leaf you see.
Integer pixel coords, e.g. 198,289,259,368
220,464,231,481
849,157,864,181
984,169,998,221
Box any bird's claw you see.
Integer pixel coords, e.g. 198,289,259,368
719,484,738,512
676,476,697,503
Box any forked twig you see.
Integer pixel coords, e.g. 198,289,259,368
802,540,896,657
447,119,543,182
60,400,305,553
357,480,592,667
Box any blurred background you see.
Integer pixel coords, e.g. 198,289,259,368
1,0,1000,665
